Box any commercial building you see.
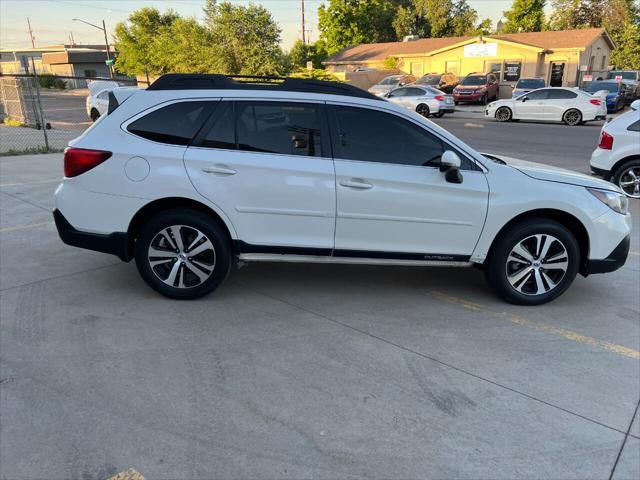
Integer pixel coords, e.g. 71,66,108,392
324,28,615,95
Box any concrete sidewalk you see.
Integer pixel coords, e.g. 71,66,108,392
0,125,77,154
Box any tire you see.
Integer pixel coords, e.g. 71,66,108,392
135,208,231,299
416,103,430,117
433,111,445,118
90,108,100,122
563,108,582,126
495,106,512,122
485,218,580,305
613,159,640,198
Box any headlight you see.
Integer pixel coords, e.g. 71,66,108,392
587,188,628,215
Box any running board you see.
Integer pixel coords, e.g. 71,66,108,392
237,253,473,267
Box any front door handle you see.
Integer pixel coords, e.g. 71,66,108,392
339,179,373,189
202,164,237,175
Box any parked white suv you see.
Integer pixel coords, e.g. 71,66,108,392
54,74,631,305
590,100,640,198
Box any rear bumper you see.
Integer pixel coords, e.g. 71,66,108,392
53,209,131,261
583,235,630,275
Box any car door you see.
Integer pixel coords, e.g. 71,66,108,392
329,104,489,258
184,100,336,251
386,87,409,107
544,89,579,120
513,89,550,120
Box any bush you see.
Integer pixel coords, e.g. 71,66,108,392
38,74,66,89
289,68,341,82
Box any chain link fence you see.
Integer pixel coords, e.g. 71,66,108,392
0,73,145,155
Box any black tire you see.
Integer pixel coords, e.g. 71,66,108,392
495,106,512,122
90,108,100,122
135,208,231,299
416,103,430,117
563,108,582,126
485,218,580,305
612,159,640,198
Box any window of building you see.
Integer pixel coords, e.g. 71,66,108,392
236,102,322,157
332,106,474,170
503,61,522,82
128,101,213,145
485,61,502,80
84,69,97,78
600,55,607,70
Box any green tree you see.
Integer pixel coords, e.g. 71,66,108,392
502,0,546,33
113,7,180,77
159,17,218,74
204,0,287,75
318,0,398,55
289,40,328,69
549,0,639,30
609,21,640,69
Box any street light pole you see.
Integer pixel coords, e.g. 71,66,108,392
72,18,114,79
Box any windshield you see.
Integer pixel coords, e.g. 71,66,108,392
379,76,402,85
585,82,618,93
515,78,545,89
607,71,636,80
460,75,487,86
417,75,440,85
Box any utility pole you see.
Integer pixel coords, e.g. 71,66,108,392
72,18,114,79
301,0,306,44
69,31,76,46
27,17,36,48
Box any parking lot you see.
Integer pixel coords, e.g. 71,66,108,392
1,120,639,478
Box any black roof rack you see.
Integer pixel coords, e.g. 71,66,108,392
146,74,382,101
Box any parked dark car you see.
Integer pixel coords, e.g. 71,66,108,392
415,72,459,93
453,73,499,104
511,77,546,98
583,80,628,112
606,71,640,100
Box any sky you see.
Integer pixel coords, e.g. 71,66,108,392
1,0,518,51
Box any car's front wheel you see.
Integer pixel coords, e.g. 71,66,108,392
495,106,512,122
485,219,580,305
135,209,231,299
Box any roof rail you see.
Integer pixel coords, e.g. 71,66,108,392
146,74,382,101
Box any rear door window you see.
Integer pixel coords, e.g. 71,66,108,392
547,89,578,100
127,101,213,145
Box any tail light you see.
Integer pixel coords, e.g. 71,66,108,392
434,95,445,101
598,131,614,150
589,99,602,106
64,148,112,177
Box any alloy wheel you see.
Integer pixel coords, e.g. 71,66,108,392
495,107,511,122
416,104,430,117
618,166,640,198
147,225,216,288
564,109,581,126
505,234,569,296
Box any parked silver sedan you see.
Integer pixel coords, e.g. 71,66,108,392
385,85,455,117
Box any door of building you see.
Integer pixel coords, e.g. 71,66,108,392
549,62,565,87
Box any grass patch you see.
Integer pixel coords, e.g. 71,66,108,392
1,146,64,156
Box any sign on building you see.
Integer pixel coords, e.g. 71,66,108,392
463,43,498,58
583,74,593,82
503,62,522,82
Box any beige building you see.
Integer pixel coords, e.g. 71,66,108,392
324,28,615,94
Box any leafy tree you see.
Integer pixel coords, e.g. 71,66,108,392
501,0,546,33
549,0,639,30
159,17,218,74
609,21,640,69
289,40,328,69
113,8,180,77
382,56,401,69
318,0,398,55
204,1,288,75
289,68,342,81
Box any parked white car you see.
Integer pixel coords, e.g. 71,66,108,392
86,88,111,122
55,74,630,305
385,85,455,117
486,87,607,126
590,100,640,198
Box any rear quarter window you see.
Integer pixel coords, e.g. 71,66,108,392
127,101,213,145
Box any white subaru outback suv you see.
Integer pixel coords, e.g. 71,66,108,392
54,74,631,305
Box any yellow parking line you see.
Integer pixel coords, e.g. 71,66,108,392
431,291,640,360
108,469,145,480
0,222,52,233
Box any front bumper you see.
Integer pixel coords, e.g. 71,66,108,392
454,92,485,102
53,209,131,261
583,235,630,275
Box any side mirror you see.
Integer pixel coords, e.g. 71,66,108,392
521,96,528,102
440,150,463,184
631,99,640,111
292,135,308,150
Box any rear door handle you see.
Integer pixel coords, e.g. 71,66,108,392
202,164,237,175
339,179,373,189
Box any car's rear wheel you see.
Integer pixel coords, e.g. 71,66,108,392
135,209,231,299
613,160,640,198
495,106,512,122
485,219,580,305
563,108,582,126
90,108,100,122
416,103,430,117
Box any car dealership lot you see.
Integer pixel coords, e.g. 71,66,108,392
1,131,639,478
